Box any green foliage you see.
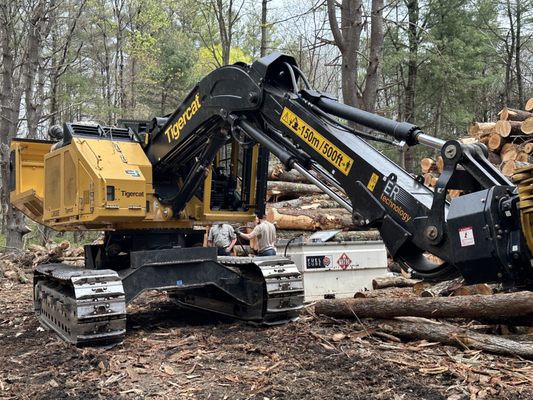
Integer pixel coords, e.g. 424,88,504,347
194,46,252,79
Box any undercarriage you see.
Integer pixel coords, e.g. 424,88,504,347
33,235,304,345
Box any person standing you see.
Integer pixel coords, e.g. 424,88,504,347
238,215,277,256
208,223,237,256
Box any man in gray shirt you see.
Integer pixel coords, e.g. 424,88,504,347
238,215,277,256
208,223,237,256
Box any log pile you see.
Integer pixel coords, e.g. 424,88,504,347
317,277,533,359
421,97,533,187
265,162,359,231
0,240,84,283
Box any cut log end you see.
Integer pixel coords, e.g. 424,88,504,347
420,158,436,174
522,117,533,135
526,98,533,112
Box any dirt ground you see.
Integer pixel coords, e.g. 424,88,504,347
1,278,532,400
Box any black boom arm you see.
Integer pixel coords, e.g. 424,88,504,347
144,52,533,286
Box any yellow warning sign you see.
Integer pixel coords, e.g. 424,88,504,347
367,172,379,192
280,107,353,176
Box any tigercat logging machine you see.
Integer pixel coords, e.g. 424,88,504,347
10,53,533,345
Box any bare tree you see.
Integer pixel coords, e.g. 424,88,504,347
326,0,383,111
260,0,269,57
326,0,362,108
199,0,246,66
0,0,56,249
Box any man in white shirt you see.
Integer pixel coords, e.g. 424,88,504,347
238,215,277,256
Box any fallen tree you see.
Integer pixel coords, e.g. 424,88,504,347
376,317,533,359
315,291,533,319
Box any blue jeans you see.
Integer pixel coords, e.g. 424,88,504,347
258,248,276,256
217,247,230,256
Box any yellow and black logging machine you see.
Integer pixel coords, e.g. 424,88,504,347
9,53,533,345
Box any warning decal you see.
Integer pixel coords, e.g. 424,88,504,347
280,107,354,176
367,172,379,192
459,226,475,247
337,253,352,270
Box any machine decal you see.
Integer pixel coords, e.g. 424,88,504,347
459,226,475,247
121,190,144,198
165,93,202,143
367,172,379,192
306,255,332,269
280,107,353,176
379,180,412,223
337,253,352,270
125,169,141,177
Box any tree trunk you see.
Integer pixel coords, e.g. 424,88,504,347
315,291,533,319
327,0,360,108
499,107,533,121
468,122,496,137
267,206,355,230
419,277,464,297
268,163,309,183
267,181,322,200
360,0,383,112
0,7,27,249
260,0,268,57
376,317,533,359
354,287,416,299
271,194,338,209
372,276,420,290
515,1,523,107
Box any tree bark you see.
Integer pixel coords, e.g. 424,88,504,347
271,194,339,210
268,163,309,183
0,4,31,249
354,287,415,299
468,122,496,137
267,206,355,230
315,291,533,319
260,0,268,57
326,0,361,108
418,277,464,297
376,317,533,359
267,181,322,200
372,276,420,290
499,107,533,122
360,0,383,112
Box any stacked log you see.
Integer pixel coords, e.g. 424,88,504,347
421,97,533,187
264,163,357,231
479,100,533,176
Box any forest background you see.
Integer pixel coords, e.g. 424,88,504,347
0,0,531,248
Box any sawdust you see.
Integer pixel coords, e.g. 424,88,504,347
1,278,532,400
